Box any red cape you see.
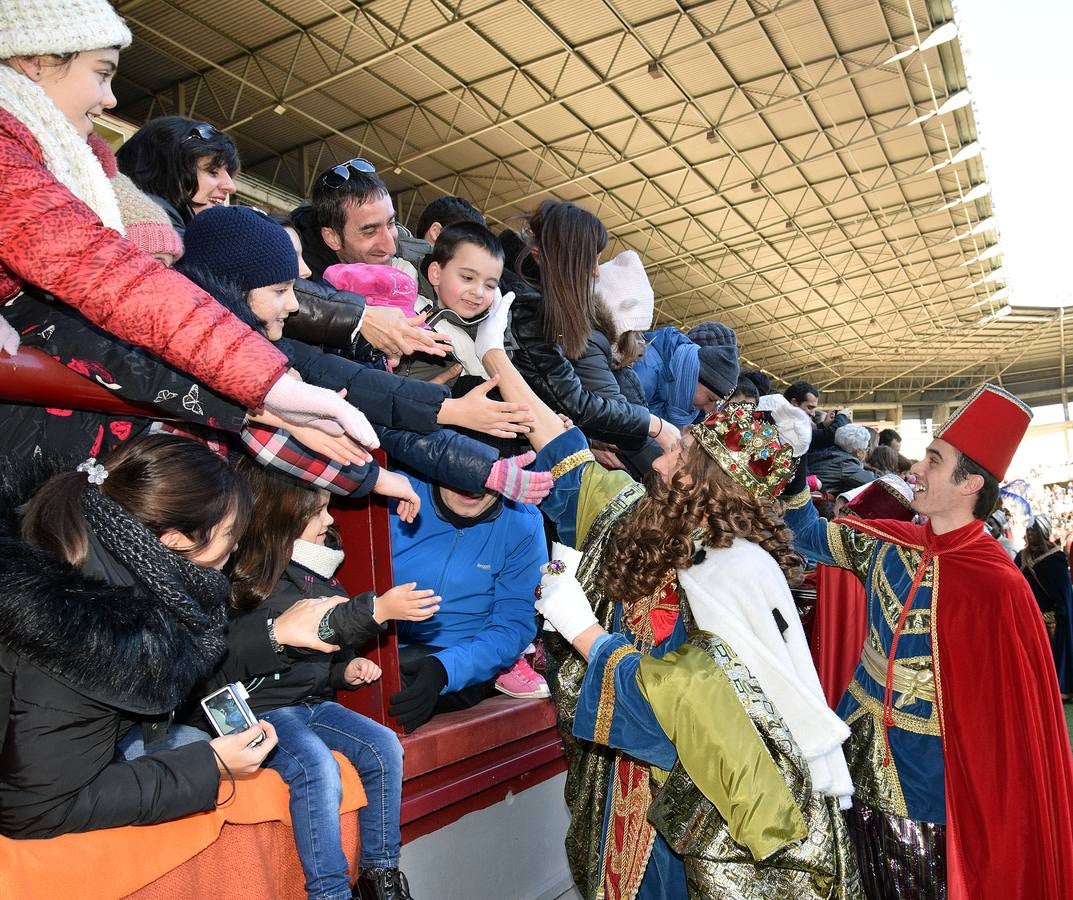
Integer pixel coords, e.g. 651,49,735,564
843,516,1073,900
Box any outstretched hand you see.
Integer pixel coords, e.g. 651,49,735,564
484,450,553,504
375,469,421,522
438,374,533,438
373,582,441,624
474,289,515,361
262,377,380,449
360,307,453,361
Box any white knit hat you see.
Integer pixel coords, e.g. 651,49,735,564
596,250,655,333
0,0,132,59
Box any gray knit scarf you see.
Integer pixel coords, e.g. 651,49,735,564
79,487,230,660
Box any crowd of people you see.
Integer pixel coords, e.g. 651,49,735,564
1,3,1072,900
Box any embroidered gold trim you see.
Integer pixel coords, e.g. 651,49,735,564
551,449,595,480
827,520,853,569
875,547,932,635
594,644,637,745
782,487,812,510
847,679,941,736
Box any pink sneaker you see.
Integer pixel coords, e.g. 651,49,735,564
495,656,550,699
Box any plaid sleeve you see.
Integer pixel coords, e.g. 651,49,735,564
240,425,379,497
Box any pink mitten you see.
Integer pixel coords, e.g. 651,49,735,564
484,451,553,504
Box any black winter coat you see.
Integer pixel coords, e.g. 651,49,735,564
223,562,384,716
500,237,650,450
805,445,876,496
0,468,220,838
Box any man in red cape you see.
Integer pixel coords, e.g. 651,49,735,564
780,383,1073,899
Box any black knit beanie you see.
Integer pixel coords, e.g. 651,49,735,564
181,205,298,292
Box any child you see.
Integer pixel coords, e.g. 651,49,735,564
395,221,507,382
227,460,440,900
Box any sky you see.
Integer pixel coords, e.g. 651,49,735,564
954,0,1073,308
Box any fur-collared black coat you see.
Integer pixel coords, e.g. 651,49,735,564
0,466,220,839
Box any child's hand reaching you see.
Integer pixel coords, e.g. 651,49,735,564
375,469,421,522
373,582,441,624
344,657,383,685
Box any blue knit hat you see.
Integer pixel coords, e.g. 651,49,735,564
181,206,298,293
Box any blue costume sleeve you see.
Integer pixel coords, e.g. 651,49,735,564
532,427,593,549
783,488,876,578
572,632,678,772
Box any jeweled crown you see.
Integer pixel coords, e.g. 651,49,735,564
693,402,797,499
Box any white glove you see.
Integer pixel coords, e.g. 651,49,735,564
536,543,597,643
0,315,20,356
757,393,812,457
262,376,380,449
474,289,515,361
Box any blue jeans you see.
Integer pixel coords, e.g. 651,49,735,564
116,723,210,759
263,701,404,900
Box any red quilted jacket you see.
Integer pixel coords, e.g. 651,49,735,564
0,108,288,409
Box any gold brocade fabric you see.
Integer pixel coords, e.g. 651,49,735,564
644,634,862,900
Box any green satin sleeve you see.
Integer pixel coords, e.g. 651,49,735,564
577,465,634,546
636,644,808,860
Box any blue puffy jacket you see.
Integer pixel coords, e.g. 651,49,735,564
632,327,700,428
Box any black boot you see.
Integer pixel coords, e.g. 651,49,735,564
353,867,413,900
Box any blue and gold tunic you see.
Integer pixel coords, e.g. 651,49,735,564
783,489,944,824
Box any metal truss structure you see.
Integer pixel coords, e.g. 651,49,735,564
111,0,1068,413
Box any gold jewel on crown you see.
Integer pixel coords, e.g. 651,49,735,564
692,402,797,499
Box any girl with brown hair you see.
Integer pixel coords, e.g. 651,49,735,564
222,460,437,900
472,295,859,900
0,433,277,839
501,199,678,462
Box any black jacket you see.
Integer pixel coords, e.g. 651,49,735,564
805,446,876,496
225,562,384,716
290,204,349,284
500,233,650,450
0,465,220,838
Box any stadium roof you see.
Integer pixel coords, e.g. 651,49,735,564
111,0,1069,413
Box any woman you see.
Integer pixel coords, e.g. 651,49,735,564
116,115,238,234
0,0,373,445
502,200,678,456
1017,514,1073,697
473,296,859,899
0,434,277,838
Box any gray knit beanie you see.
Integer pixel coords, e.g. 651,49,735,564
0,0,132,58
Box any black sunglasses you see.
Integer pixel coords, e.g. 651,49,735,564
182,123,222,143
316,157,377,189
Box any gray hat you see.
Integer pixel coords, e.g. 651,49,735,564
697,342,739,397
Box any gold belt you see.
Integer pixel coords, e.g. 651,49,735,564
860,641,935,708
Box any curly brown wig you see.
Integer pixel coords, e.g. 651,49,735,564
600,436,804,605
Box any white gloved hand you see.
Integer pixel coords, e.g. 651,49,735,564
757,393,812,457
536,543,597,643
474,289,515,361
262,376,380,449
0,315,20,356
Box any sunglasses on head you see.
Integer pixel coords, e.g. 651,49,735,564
182,123,222,143
316,157,377,189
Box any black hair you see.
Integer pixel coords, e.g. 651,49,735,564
784,381,819,404
416,196,485,239
116,116,239,224
952,451,1000,520
879,428,902,445
740,370,772,397
729,376,760,402
431,221,504,268
311,168,389,236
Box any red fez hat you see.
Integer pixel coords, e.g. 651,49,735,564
935,383,1031,480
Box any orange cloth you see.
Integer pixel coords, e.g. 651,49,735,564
0,752,366,900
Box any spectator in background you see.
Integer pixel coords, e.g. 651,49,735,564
987,507,1018,560
866,444,899,476
1017,514,1073,699
116,116,238,236
806,423,875,496
878,428,902,453
414,195,485,244
740,369,773,397
785,381,850,452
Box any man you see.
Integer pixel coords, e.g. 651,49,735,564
878,428,902,453
779,384,1073,899
288,160,449,362
386,462,548,733
786,380,850,451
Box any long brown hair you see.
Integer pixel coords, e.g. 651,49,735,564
521,200,608,360
228,458,328,611
601,437,803,604
21,434,251,567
